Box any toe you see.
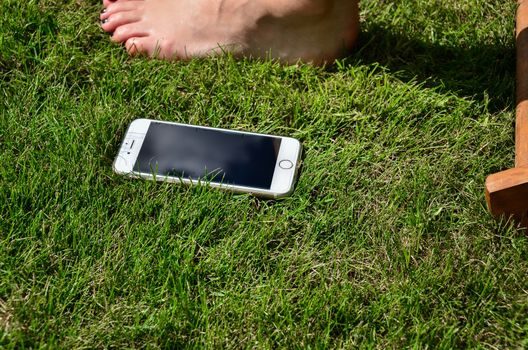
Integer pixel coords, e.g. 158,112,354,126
101,1,143,20
125,36,176,59
102,0,141,7
102,0,114,7
101,10,142,33
111,23,148,43
125,37,151,56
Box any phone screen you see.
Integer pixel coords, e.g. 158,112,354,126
134,122,282,189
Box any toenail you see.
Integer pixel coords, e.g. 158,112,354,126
101,8,107,14
101,19,109,24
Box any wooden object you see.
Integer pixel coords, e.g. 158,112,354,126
485,0,528,226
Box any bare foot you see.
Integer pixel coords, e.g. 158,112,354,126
100,0,359,65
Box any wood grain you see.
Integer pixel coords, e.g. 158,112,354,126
484,1,528,224
516,0,528,167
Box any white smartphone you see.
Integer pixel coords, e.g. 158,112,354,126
113,119,302,198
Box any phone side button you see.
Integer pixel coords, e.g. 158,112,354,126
279,160,293,170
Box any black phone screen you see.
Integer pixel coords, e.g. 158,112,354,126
134,122,282,189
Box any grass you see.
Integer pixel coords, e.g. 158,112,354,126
1,0,527,348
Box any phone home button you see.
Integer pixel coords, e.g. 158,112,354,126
279,160,293,170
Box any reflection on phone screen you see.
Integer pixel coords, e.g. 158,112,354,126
135,122,282,189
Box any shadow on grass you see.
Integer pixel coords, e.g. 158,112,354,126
340,23,516,112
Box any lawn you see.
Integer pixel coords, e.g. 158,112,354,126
1,0,527,348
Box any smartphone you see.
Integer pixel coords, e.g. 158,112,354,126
113,119,302,198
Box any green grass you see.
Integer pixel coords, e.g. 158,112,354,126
1,0,527,348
